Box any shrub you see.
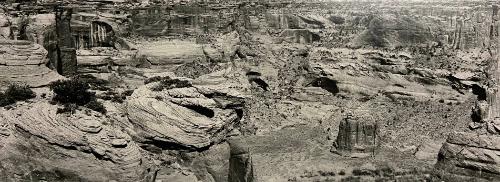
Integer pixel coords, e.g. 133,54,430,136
75,74,110,91
0,84,36,107
56,103,78,114
98,91,126,103
50,78,94,105
5,84,36,101
150,76,192,91
85,100,106,114
144,76,163,84
49,78,106,114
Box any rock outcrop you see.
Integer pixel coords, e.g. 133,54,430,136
0,39,63,88
435,4,500,180
436,132,500,180
0,102,155,181
127,77,244,149
335,112,378,158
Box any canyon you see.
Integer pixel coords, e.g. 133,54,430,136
0,0,499,181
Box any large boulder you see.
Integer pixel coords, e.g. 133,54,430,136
126,77,244,150
436,132,500,180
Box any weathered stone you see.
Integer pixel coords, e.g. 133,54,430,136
472,100,489,123
0,102,154,181
0,39,64,87
54,8,77,75
437,132,500,180
335,112,378,157
111,139,128,147
126,79,244,149
228,140,254,182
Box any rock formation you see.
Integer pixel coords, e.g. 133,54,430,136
0,102,155,181
54,7,77,75
127,77,244,149
335,112,378,158
0,39,63,88
1,0,499,181
435,4,500,180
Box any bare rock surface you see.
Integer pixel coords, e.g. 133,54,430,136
127,78,244,149
0,102,155,181
0,40,64,87
228,126,434,182
436,132,500,180
0,0,497,181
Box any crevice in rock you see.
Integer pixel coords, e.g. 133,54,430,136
183,105,215,118
472,84,486,101
308,77,339,94
139,140,204,152
245,71,261,76
248,77,269,91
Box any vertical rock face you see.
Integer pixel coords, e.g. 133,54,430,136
228,140,254,182
436,5,500,180
55,8,77,75
335,112,378,158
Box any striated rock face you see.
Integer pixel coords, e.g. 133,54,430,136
228,141,254,182
0,102,155,181
135,40,206,65
0,13,12,39
280,29,320,44
0,39,63,88
335,112,378,158
127,78,244,149
436,132,500,180
436,4,500,180
349,15,432,48
54,8,77,75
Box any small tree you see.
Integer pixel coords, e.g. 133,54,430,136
49,78,106,114
0,84,36,107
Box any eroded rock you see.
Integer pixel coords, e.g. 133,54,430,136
127,78,244,150
0,39,63,88
436,132,500,180
335,111,378,158
0,102,154,181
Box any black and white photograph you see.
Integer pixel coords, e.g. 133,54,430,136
0,0,497,181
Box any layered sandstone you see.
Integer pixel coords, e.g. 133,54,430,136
0,39,63,88
0,102,155,181
127,77,244,149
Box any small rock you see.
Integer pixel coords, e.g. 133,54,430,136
76,117,103,133
93,146,106,156
414,141,442,160
0,128,10,136
469,122,482,130
398,145,417,153
111,139,128,147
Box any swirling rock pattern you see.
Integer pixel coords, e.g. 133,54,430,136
0,102,154,181
127,80,244,150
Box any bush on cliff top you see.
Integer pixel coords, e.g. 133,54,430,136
145,76,192,91
49,78,106,114
0,84,36,107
